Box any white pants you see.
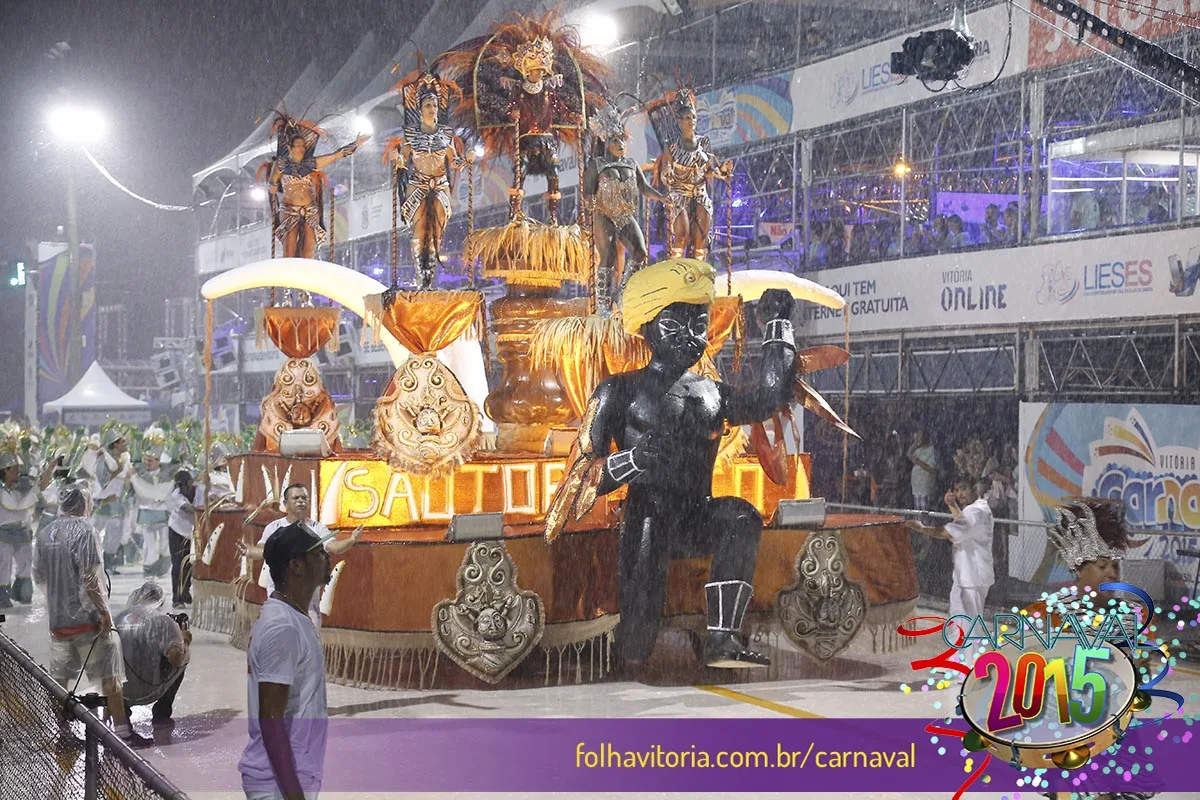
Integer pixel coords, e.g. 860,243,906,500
139,524,170,569
0,541,32,583
96,516,126,556
949,584,989,620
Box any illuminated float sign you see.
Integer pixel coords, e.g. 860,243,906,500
318,456,809,530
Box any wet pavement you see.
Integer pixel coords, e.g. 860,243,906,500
4,570,1197,799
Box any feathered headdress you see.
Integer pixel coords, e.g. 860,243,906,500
0,421,26,471
434,9,611,158
255,111,328,186
1047,498,1128,569
141,424,170,462
270,113,324,159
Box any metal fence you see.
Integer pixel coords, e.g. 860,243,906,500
0,629,188,800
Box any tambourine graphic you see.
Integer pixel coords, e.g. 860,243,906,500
956,638,1146,770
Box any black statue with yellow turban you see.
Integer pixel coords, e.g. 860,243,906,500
544,258,798,668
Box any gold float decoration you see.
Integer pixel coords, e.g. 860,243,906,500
485,287,583,452
365,290,485,475
256,305,341,358
464,219,590,288
257,358,341,453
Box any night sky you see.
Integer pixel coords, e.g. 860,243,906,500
0,0,423,410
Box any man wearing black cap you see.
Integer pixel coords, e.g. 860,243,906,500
237,522,332,800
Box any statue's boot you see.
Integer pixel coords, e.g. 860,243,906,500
703,580,769,668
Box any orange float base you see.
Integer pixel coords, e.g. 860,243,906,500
192,453,916,689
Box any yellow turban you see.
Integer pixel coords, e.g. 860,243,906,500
619,258,716,336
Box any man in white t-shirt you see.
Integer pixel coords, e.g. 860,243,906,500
238,484,361,628
907,429,939,510
238,522,332,800
906,477,994,623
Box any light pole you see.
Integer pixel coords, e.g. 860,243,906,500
47,104,105,386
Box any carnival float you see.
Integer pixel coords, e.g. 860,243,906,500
190,10,918,689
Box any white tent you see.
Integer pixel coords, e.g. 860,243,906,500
42,362,152,426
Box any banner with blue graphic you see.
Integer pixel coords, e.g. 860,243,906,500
1018,402,1200,583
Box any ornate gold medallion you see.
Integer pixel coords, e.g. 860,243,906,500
372,355,481,475
432,542,545,684
257,358,340,453
776,532,866,662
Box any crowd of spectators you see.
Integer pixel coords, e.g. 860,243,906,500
804,201,1025,269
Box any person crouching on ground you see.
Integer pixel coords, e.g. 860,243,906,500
33,484,149,747
906,476,995,626
115,581,191,735
238,522,332,799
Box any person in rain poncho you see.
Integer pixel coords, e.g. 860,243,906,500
33,483,149,746
115,581,191,731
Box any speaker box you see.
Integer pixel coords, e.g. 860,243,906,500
278,429,329,457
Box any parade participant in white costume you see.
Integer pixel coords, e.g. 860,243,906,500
0,444,55,607
130,429,174,578
90,429,134,574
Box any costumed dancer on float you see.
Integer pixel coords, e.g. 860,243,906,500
651,88,732,260
88,427,134,574
582,102,667,313
545,258,798,668
260,113,368,267
130,427,174,578
385,65,474,289
436,10,608,225
0,432,55,607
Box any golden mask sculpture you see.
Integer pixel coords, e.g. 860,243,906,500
372,354,480,475
255,358,341,453
366,290,484,475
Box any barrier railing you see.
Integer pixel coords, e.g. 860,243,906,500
0,627,188,800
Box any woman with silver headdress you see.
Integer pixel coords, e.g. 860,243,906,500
582,102,666,313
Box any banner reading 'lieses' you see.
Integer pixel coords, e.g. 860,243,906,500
800,226,1200,338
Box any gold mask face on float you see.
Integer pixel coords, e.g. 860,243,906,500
372,355,481,476
258,358,341,453
511,36,554,82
